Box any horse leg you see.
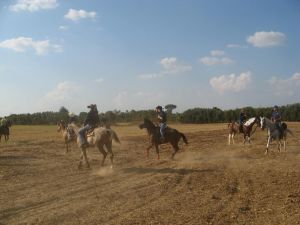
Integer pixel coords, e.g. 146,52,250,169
81,147,90,168
228,134,233,145
106,141,114,168
171,142,179,160
265,136,271,155
277,139,281,153
97,144,107,167
154,144,160,160
243,133,246,145
78,150,84,169
232,133,235,144
145,144,153,159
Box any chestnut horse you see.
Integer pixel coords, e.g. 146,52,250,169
57,121,76,153
139,118,188,159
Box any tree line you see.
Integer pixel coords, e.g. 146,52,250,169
2,103,300,125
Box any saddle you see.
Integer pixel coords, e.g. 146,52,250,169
86,128,95,137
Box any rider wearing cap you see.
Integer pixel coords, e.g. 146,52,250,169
271,105,282,133
78,104,100,147
156,106,167,141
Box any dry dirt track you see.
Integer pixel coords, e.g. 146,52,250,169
1,123,300,225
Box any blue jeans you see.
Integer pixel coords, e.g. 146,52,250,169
78,124,92,145
159,123,167,139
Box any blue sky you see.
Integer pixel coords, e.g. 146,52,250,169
1,0,300,116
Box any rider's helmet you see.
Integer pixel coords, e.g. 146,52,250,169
274,105,279,110
156,105,162,110
87,104,97,109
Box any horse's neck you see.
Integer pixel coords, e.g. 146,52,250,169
68,124,80,135
265,118,275,130
244,118,255,127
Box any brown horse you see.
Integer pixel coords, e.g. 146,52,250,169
57,120,76,153
228,117,260,145
0,120,12,143
68,123,121,169
139,118,188,160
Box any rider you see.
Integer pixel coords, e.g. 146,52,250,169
271,105,283,134
78,104,100,147
156,106,167,141
239,109,247,133
0,116,8,126
68,112,77,124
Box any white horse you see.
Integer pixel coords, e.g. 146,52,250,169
260,117,293,154
68,123,121,169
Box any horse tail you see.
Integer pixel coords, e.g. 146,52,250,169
286,129,294,137
180,132,188,145
109,130,121,144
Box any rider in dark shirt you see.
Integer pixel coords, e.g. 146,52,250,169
78,104,100,147
156,106,167,141
239,109,247,133
271,105,282,133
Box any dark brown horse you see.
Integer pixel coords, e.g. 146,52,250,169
0,120,12,142
139,118,188,159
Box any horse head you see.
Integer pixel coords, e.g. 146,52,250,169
57,120,66,132
260,116,266,130
139,118,156,130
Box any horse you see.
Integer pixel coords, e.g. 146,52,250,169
260,117,293,154
139,118,188,160
57,120,76,153
227,117,260,145
0,120,12,142
68,123,121,169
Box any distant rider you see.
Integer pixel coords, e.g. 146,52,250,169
239,109,247,133
78,104,100,147
0,116,8,127
271,105,283,134
156,106,167,142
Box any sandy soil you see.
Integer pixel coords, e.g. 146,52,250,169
1,123,300,225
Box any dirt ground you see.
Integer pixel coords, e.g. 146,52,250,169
1,123,300,225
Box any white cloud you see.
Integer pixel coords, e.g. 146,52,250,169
210,71,252,94
268,72,300,96
45,81,80,101
199,50,234,66
160,57,192,74
137,73,161,80
113,91,128,108
226,44,248,48
0,37,62,55
210,50,225,57
10,0,58,12
59,25,68,30
137,57,191,80
64,9,97,21
247,31,286,48
95,78,104,83
199,56,234,66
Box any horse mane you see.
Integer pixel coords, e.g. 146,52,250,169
244,117,256,126
143,118,156,129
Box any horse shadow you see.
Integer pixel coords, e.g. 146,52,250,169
122,167,214,175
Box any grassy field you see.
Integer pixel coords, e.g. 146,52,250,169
1,123,300,225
